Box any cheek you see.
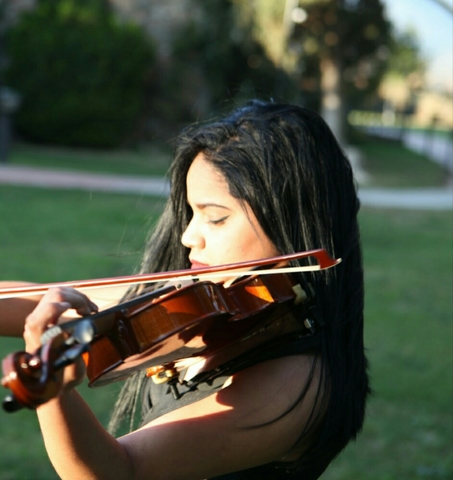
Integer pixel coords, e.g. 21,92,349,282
228,222,276,261
208,225,253,265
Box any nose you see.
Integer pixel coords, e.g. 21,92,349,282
181,217,205,250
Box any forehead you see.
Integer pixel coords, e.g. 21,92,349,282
186,153,230,199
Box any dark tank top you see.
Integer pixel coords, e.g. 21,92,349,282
140,317,330,479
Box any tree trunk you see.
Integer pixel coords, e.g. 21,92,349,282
320,55,344,145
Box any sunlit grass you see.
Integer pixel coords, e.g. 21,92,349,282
0,186,165,283
323,208,453,479
354,135,449,187
8,141,172,176
0,186,161,480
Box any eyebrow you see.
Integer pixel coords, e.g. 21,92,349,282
194,202,231,211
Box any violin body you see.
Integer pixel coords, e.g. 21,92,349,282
85,281,237,386
85,273,301,386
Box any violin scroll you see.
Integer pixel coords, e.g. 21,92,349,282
2,341,61,411
1,325,93,412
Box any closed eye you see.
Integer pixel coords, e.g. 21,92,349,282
209,215,229,225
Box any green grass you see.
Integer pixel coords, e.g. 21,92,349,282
0,186,163,480
353,135,449,188
322,208,453,479
0,186,166,283
8,141,173,176
0,141,452,478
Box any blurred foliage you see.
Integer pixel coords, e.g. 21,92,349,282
384,27,427,105
5,0,155,148
151,0,298,126
226,0,393,142
387,28,426,79
290,0,392,111
2,0,427,145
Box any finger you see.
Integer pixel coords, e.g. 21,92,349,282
24,300,71,352
26,300,71,329
24,288,97,352
43,287,98,316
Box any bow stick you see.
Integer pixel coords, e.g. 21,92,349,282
0,249,340,299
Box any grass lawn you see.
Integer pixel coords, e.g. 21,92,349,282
0,186,166,283
0,138,452,479
8,141,172,176
0,186,161,480
323,208,453,479
353,135,450,188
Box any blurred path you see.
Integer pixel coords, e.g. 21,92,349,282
0,164,170,196
358,187,452,210
1,164,452,210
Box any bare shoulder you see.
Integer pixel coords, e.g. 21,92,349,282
219,353,320,423
119,354,322,479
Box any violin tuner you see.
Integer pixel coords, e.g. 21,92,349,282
147,364,178,384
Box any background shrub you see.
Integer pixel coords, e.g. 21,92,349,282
6,0,155,148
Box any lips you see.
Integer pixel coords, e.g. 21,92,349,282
190,261,209,270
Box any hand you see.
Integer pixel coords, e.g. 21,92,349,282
23,287,98,393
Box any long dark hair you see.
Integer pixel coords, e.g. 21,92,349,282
109,101,369,475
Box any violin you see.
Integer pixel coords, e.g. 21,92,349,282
1,249,339,412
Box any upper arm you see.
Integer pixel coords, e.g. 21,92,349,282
118,354,321,479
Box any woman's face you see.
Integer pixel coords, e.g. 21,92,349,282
181,153,279,278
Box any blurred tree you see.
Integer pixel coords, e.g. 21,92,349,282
386,28,426,85
379,27,426,118
5,0,155,148
235,0,392,144
159,0,296,125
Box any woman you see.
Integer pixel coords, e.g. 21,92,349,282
1,101,369,479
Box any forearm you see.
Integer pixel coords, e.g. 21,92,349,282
37,390,135,480
0,282,41,337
